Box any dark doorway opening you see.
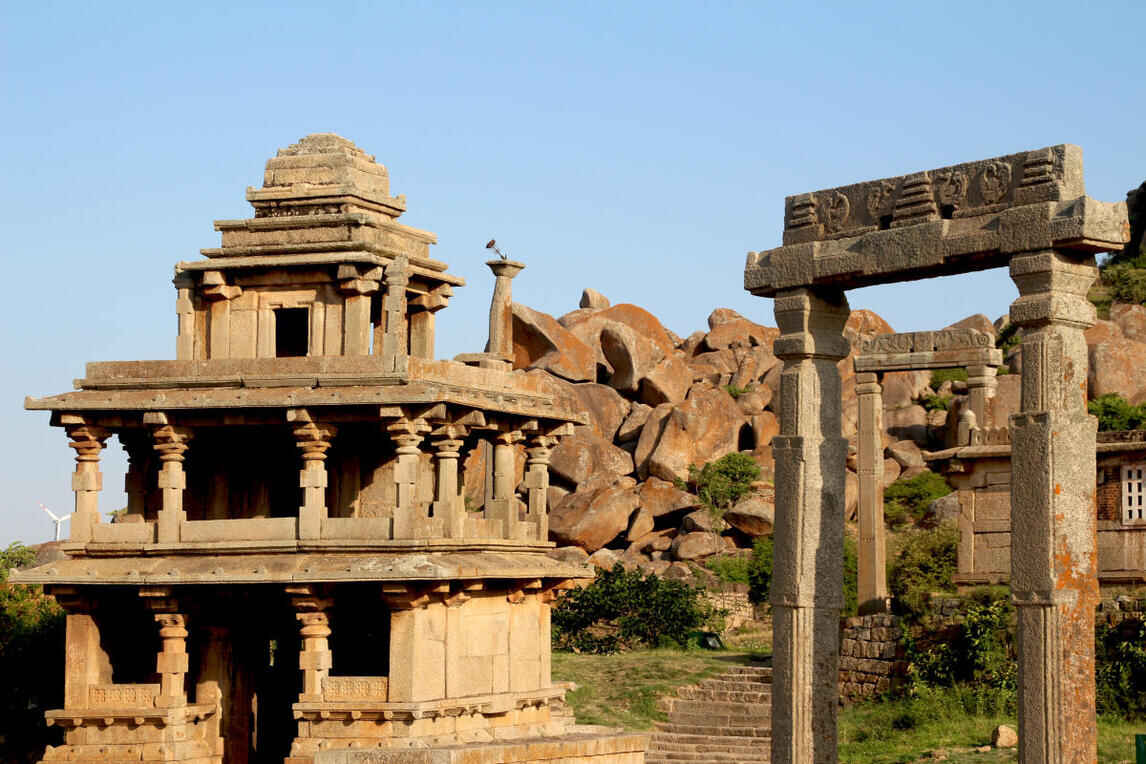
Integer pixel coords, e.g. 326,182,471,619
275,308,309,358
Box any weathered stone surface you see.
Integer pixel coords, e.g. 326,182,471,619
671,531,721,560
571,383,631,442
845,309,895,345
724,495,774,536
644,385,745,483
633,403,673,477
707,307,746,329
881,371,932,410
599,322,666,393
992,724,1018,749
884,404,928,445
687,349,737,385
587,547,621,569
988,373,1021,426
547,484,570,510
549,476,639,552
579,288,610,310
637,476,697,518
616,402,652,442
749,410,779,450
946,313,997,340
735,388,768,415
1111,302,1146,342
510,302,597,382
681,509,718,533
1085,318,1122,346
639,353,691,405
547,545,590,565
626,507,654,542
923,493,960,526
703,318,779,351
549,429,634,486
887,439,925,469
883,457,901,488
1089,335,1146,403
845,469,859,522
729,346,779,390
679,329,706,356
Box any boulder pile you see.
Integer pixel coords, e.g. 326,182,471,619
510,289,1144,581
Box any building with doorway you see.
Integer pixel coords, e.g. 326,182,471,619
14,134,646,764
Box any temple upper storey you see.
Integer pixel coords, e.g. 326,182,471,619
174,133,462,362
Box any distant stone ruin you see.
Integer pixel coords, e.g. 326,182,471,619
745,145,1128,763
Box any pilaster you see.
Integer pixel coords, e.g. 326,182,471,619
380,255,409,372
1008,249,1099,764
770,286,850,764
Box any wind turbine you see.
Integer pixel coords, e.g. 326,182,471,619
40,503,69,542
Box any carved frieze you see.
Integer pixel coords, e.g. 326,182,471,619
323,676,389,701
859,329,994,356
87,684,159,708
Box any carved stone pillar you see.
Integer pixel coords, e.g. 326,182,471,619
289,587,333,703
294,421,336,541
770,287,850,764
389,417,430,537
408,285,450,360
855,372,889,615
202,270,241,360
485,259,525,361
431,427,466,538
965,363,998,428
338,264,380,357
380,255,409,372
525,435,556,541
151,424,192,544
154,613,189,708
487,431,524,538
52,589,111,709
1008,249,1100,763
64,422,109,543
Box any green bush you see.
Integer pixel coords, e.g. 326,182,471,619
1095,618,1146,719
921,393,952,412
0,543,65,764
889,523,958,617
747,534,857,616
722,384,751,399
552,564,713,653
884,472,952,529
679,452,761,530
1088,393,1146,432
929,368,967,391
1103,263,1146,305
747,536,773,605
705,554,751,584
996,321,1021,355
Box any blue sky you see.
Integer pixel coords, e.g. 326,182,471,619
2,1,1144,546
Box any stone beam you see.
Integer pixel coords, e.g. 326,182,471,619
745,145,1127,296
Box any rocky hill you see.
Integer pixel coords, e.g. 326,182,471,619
498,288,1146,583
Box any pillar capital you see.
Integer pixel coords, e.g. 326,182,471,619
293,421,337,460
388,417,430,451
151,424,193,460
772,287,851,361
1009,249,1098,330
66,423,109,460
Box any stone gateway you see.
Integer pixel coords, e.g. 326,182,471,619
745,145,1128,764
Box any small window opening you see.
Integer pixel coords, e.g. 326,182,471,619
275,308,309,357
878,214,893,230
1120,463,1146,524
738,423,757,452
940,204,956,220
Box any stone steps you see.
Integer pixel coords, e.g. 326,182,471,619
644,663,773,763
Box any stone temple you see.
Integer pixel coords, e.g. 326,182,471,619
14,134,647,764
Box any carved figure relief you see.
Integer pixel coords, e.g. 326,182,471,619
823,191,851,232
866,180,895,220
979,161,1013,204
936,170,968,209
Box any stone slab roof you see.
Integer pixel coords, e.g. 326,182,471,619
12,550,592,586
745,144,1128,296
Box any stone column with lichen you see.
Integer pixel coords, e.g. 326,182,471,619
855,371,889,614
1008,249,1099,763
770,287,850,764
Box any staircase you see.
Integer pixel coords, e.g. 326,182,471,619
645,664,772,763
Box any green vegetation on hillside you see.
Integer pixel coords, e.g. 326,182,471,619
1088,393,1146,431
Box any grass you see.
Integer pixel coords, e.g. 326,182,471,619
551,647,766,730
837,688,1143,763
553,640,1145,762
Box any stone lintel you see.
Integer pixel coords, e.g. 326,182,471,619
745,146,1128,297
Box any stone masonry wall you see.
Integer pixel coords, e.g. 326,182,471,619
838,613,907,702
1097,592,1146,626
